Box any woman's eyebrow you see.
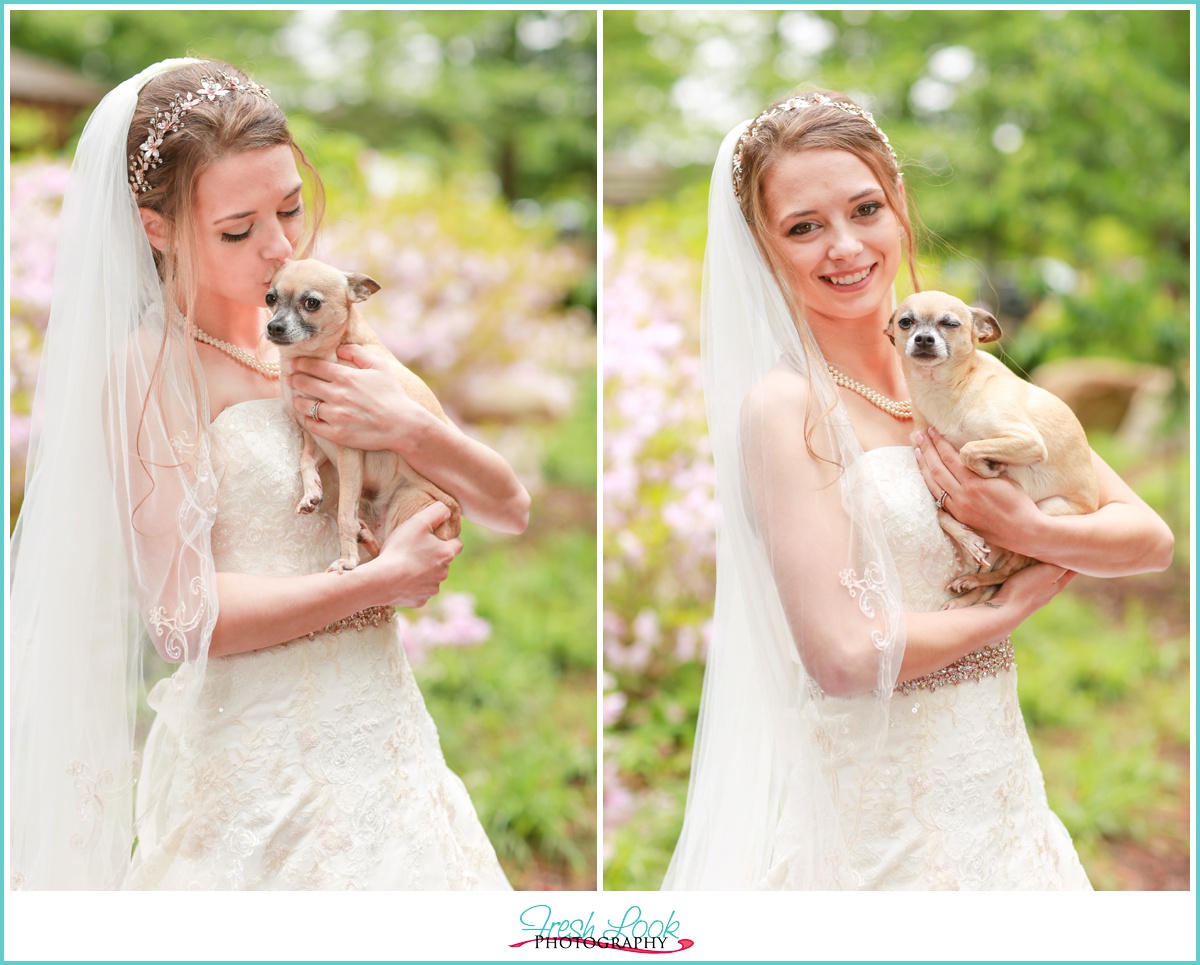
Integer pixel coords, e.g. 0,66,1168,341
213,183,303,225
777,187,882,228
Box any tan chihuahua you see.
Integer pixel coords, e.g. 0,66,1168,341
886,291,1098,606
266,258,460,573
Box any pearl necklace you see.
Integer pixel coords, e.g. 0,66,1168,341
826,363,913,420
191,325,280,380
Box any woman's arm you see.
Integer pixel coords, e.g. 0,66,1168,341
208,501,462,657
743,371,1064,697
287,346,530,534
914,427,1174,577
898,562,1076,681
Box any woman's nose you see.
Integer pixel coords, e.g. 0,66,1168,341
827,222,863,261
260,220,294,264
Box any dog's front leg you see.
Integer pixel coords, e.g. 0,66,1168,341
330,447,365,573
296,430,326,515
959,430,1047,478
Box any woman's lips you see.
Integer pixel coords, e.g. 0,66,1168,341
820,264,875,292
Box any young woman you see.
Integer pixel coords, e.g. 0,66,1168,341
10,58,527,890
662,90,1172,890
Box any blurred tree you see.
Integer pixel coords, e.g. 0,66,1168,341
603,9,1188,375
10,9,596,214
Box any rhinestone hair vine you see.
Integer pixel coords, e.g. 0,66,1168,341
128,71,273,195
731,93,900,202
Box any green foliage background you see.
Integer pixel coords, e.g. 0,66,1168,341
11,9,598,891
603,9,1191,891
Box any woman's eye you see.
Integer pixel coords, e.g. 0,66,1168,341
281,204,303,219
856,201,883,217
303,296,321,312
789,221,818,237
221,227,251,243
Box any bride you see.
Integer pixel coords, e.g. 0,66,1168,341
662,90,1173,889
10,58,528,889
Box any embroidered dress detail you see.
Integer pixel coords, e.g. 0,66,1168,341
895,639,1015,695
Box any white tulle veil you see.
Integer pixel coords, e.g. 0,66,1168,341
662,122,909,889
9,58,219,889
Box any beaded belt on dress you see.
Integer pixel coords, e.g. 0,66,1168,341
306,605,395,640
894,638,1014,695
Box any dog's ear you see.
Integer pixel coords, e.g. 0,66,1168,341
971,307,1002,343
345,272,382,303
883,309,897,346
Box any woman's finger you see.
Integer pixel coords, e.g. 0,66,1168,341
913,431,953,500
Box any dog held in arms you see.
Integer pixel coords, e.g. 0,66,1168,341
886,291,1098,607
266,258,460,573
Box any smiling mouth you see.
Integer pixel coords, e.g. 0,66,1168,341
821,265,874,288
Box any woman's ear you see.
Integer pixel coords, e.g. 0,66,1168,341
139,207,171,252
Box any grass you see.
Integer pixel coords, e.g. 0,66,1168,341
604,430,1191,891
417,368,598,890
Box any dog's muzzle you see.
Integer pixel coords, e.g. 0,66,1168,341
266,309,308,345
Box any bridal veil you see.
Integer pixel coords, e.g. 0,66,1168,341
662,122,909,889
10,59,218,889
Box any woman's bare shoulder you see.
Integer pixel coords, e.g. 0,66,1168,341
742,362,814,425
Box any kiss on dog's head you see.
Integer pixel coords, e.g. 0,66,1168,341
268,258,461,574
888,290,1098,607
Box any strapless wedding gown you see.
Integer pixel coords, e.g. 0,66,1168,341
762,447,1091,890
126,399,510,890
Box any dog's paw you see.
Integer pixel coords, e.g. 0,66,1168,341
326,557,358,574
357,522,381,556
941,595,973,610
957,533,991,568
947,574,982,595
296,490,323,514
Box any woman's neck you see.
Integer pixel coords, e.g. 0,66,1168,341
187,297,266,350
809,307,906,396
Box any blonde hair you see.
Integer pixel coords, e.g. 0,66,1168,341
736,88,922,465
128,60,324,318
125,60,325,482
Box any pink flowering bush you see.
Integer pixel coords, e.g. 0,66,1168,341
602,221,717,881
9,155,595,663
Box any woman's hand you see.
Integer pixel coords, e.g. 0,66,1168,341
289,344,530,534
987,560,1077,620
289,344,423,453
913,427,1042,549
369,501,464,609
914,426,1173,576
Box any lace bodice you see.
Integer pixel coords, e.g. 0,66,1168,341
127,398,509,890
208,398,342,576
849,446,964,611
764,445,1091,890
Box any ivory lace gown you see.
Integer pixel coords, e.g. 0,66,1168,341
762,447,1092,890
126,399,510,890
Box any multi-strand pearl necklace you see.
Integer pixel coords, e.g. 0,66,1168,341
191,325,280,380
826,363,913,420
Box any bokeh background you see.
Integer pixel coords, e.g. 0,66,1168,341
8,9,597,890
603,8,1191,891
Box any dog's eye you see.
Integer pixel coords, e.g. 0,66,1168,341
265,291,277,307
940,318,961,328
302,296,322,312
898,317,913,330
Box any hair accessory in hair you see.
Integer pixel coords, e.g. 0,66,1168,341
128,71,272,194
732,93,899,201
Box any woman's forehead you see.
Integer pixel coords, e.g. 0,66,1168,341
194,145,300,216
762,149,882,215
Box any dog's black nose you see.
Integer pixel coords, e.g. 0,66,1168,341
914,332,937,348
266,318,286,340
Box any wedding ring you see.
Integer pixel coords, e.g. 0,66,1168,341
308,399,322,421
935,489,949,510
